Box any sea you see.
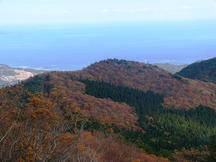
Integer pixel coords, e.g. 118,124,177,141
0,21,216,70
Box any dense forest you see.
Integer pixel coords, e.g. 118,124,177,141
0,59,216,162
82,79,216,159
0,74,170,162
178,57,216,83
76,59,216,110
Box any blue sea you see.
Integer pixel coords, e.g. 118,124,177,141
0,21,216,70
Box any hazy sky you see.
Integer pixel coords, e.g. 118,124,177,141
0,0,215,68
1,0,216,25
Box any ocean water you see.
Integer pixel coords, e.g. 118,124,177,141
0,21,216,70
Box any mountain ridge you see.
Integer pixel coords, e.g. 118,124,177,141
69,59,216,110
0,59,216,161
178,57,216,83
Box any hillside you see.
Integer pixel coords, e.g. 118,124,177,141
71,59,216,109
0,64,44,87
177,57,216,83
0,59,216,161
154,63,187,74
0,70,169,162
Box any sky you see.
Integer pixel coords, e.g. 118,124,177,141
0,0,215,69
1,0,216,25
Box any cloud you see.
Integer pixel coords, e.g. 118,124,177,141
102,9,110,13
63,10,72,14
182,6,193,9
1,0,216,24
101,8,157,14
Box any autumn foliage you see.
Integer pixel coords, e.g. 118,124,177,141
0,70,161,161
72,59,216,109
1,59,216,161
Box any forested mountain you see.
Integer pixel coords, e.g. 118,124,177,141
177,57,216,83
0,59,216,162
0,64,44,87
0,70,168,162
72,59,216,109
